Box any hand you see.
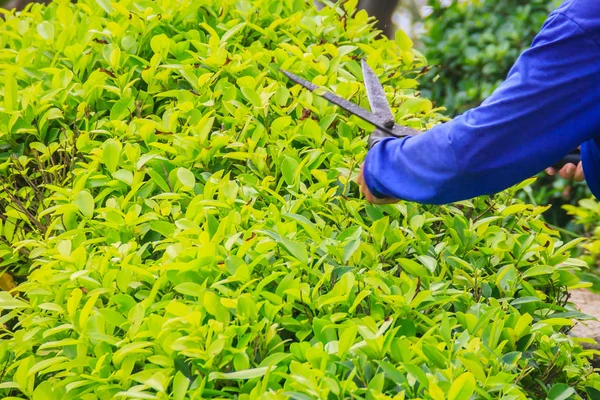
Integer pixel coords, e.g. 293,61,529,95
545,162,584,182
545,147,584,182
356,163,400,204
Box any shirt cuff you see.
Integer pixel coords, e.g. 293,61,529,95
581,137,600,200
362,137,399,199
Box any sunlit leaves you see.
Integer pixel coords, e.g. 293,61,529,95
74,190,95,218
448,372,476,400
0,0,597,399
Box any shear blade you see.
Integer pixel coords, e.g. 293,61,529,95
280,68,389,130
280,66,418,138
362,60,395,124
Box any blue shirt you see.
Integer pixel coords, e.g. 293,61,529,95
363,0,600,205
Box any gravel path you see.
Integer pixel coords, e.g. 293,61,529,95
570,288,600,365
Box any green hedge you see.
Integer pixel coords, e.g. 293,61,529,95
564,199,600,292
0,0,599,398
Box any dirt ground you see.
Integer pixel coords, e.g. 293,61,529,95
570,289,600,349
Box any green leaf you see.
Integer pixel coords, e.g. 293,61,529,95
32,380,57,400
402,363,429,389
113,169,134,186
241,87,263,108
38,303,64,313
146,168,171,193
547,384,575,400
303,119,322,142
208,366,269,381
501,351,521,367
149,220,175,237
523,265,553,278
151,34,170,54
343,239,360,264
275,86,290,106
281,156,299,186
376,361,406,385
338,325,357,356
395,29,413,51
95,0,113,13
37,21,55,40
279,236,309,264
110,97,135,121
173,371,189,400
282,213,320,242
423,345,447,369
29,357,68,377
448,372,476,400
586,387,600,399
177,167,196,188
4,72,17,112
174,283,204,297
75,190,95,218
398,258,428,279
510,296,541,306
410,214,425,230
102,140,121,173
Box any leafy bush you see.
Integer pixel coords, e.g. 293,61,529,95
1,0,600,398
517,175,591,231
419,0,561,116
565,199,600,292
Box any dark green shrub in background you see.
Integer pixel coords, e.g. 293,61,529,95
0,0,600,398
419,0,561,116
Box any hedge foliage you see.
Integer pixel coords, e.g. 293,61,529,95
0,0,600,399
565,199,600,292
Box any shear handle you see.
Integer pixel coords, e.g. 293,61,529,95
552,150,581,169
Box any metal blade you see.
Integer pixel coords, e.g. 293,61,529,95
361,60,395,125
280,68,420,139
280,69,394,134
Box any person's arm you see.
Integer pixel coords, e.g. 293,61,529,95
361,10,600,205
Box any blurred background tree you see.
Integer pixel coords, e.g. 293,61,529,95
314,0,400,38
1,0,49,11
419,0,562,116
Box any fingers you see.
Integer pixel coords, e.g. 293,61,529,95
553,162,585,182
355,163,400,205
575,162,585,182
356,167,364,186
362,190,398,204
558,163,576,179
372,197,401,205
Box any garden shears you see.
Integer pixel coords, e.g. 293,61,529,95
281,60,418,150
281,60,581,169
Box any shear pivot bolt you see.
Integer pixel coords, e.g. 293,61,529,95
383,119,395,129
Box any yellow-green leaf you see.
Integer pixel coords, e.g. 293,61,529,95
75,190,95,218
4,72,18,112
448,372,476,400
395,29,413,51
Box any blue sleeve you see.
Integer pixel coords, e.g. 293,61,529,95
363,9,600,205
